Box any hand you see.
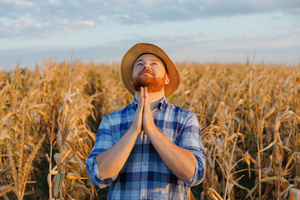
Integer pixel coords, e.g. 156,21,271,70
142,87,157,135
131,87,144,134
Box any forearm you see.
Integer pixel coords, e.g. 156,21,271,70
146,128,197,183
96,127,139,179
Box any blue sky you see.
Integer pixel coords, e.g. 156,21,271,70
0,0,299,70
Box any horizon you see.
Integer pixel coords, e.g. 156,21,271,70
2,56,299,74
1,0,299,70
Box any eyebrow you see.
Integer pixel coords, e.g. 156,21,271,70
133,54,168,74
135,58,160,63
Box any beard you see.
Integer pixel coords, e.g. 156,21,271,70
132,70,166,93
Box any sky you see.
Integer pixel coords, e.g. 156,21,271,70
0,0,300,70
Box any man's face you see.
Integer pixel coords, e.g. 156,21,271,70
131,54,169,93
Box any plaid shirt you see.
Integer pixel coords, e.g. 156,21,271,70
86,97,206,200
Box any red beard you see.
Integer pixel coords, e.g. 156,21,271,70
132,70,166,93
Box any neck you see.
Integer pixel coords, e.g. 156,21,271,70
135,89,165,110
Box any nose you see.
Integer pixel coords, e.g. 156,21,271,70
143,63,150,70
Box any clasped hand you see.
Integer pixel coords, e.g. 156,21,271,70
131,87,157,135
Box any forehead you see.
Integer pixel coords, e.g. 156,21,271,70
134,54,164,64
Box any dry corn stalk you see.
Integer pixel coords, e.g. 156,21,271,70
0,60,299,199
295,153,300,188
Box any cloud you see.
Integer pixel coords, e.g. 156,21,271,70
1,29,299,70
0,0,105,38
201,32,210,37
15,0,32,7
111,0,300,23
0,0,299,39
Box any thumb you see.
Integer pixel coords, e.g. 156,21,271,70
144,87,149,104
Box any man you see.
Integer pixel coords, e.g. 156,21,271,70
86,43,206,199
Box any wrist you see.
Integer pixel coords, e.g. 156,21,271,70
145,125,158,136
129,125,141,136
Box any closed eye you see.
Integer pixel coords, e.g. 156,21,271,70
150,61,159,66
135,62,144,68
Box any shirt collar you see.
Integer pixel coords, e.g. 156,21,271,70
131,96,167,111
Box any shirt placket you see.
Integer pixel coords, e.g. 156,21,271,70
140,130,148,200
140,108,159,200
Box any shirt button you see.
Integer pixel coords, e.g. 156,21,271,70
141,196,145,200
143,163,147,166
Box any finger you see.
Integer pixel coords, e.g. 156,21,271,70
144,87,150,107
140,87,144,100
141,87,145,108
138,87,142,103
144,87,147,100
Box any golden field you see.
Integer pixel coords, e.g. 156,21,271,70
0,60,299,199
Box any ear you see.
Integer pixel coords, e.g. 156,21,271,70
164,74,170,85
130,79,133,85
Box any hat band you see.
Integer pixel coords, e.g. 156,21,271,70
134,53,169,74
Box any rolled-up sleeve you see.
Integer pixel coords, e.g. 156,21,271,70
177,112,206,187
85,115,118,188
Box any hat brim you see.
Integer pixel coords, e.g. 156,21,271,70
121,43,180,98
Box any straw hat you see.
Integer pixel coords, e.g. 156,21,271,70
121,43,180,97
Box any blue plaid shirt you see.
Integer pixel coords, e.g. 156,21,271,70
86,97,206,199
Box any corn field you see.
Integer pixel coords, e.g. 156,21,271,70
0,59,299,199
